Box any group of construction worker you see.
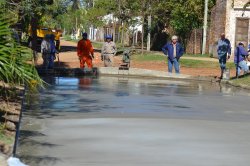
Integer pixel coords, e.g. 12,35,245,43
162,33,249,78
77,32,117,69
41,34,57,69
75,31,249,78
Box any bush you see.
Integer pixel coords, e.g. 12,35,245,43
0,13,43,88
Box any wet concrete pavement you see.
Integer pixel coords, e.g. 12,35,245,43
17,77,250,166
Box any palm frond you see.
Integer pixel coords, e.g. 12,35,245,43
0,12,43,88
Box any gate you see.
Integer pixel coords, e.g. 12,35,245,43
235,18,249,47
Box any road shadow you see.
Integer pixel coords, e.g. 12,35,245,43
18,155,60,166
60,45,101,53
230,72,250,79
94,49,101,53
19,130,46,137
19,136,61,148
60,45,76,52
36,62,71,69
54,61,71,68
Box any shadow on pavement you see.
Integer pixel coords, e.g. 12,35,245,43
36,62,71,69
19,155,60,166
20,130,46,137
60,45,76,52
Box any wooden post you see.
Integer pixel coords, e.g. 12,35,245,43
147,15,151,51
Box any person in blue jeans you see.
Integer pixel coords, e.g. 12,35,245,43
162,35,184,73
234,42,249,76
217,33,231,79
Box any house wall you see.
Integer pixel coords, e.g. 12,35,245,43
234,0,249,7
208,0,250,58
225,0,250,56
208,0,228,57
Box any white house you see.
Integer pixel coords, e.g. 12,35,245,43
225,0,250,50
209,0,250,57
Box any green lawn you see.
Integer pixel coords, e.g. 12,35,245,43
132,53,235,69
92,42,103,49
185,53,211,58
132,53,167,61
63,35,78,42
230,76,250,88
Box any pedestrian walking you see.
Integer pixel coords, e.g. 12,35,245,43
217,33,231,79
234,42,249,76
162,35,184,73
101,35,117,67
77,32,94,69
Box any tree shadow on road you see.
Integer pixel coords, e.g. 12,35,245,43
60,45,76,52
19,155,60,166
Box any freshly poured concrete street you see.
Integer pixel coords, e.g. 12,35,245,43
17,77,250,166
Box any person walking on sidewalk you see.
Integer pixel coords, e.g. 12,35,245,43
234,42,249,76
162,35,184,73
217,33,231,79
77,32,94,69
101,35,117,67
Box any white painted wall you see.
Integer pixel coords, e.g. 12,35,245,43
225,0,250,56
227,10,250,55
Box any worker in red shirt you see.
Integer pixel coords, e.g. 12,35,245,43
77,32,94,69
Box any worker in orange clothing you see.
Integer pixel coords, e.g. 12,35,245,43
77,32,94,69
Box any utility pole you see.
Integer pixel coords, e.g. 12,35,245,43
141,0,145,54
147,15,151,51
202,0,208,55
92,0,95,40
118,0,121,43
147,1,152,51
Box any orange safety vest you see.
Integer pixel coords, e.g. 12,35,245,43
77,39,94,57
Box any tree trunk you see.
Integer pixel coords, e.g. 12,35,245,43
31,17,38,65
141,16,144,54
121,22,124,48
76,17,78,37
147,15,151,51
113,17,116,43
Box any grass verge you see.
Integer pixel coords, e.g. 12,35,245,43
132,53,235,69
63,35,125,51
0,124,14,145
185,53,211,58
229,75,250,88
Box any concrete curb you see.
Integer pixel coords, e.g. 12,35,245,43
98,67,191,79
98,67,218,83
36,67,217,83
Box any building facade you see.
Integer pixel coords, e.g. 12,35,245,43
209,0,250,57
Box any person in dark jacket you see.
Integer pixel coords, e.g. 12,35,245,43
234,42,249,76
48,34,56,69
217,33,231,79
162,35,184,73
